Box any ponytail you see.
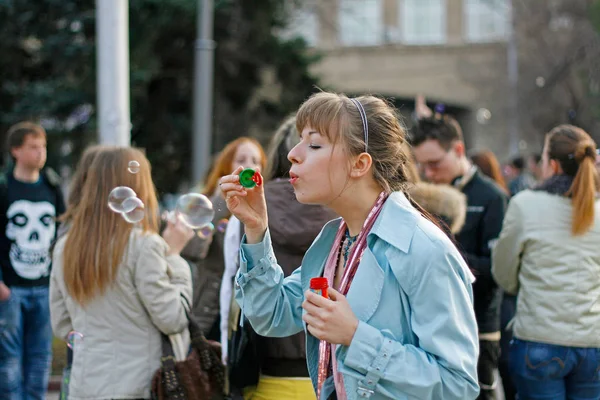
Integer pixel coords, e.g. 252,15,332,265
546,125,599,236
569,141,597,235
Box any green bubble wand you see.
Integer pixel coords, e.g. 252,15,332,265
239,168,263,188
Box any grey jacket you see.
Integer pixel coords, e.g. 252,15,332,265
492,190,600,347
50,230,192,399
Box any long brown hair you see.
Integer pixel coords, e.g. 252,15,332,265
295,92,447,234
546,125,599,235
60,145,114,223
296,92,414,193
62,147,160,306
203,137,266,195
470,149,509,194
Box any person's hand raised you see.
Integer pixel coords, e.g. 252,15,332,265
415,94,433,119
219,166,268,244
162,215,195,256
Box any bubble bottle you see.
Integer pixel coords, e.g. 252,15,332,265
310,277,329,299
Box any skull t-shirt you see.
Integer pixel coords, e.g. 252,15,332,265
0,174,60,287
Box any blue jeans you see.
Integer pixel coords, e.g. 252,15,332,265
0,286,53,400
510,338,600,400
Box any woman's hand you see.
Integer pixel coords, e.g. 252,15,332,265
219,166,268,243
302,288,359,347
162,215,195,256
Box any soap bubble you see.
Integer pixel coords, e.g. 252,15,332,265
128,160,140,174
216,218,229,233
121,197,145,224
197,223,215,239
67,331,84,351
476,108,491,124
175,193,214,229
535,76,546,88
108,187,137,213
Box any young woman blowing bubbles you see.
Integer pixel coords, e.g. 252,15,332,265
219,92,480,400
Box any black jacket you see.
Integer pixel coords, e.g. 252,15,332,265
454,169,507,334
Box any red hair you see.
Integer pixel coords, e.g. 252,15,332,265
203,137,266,195
470,150,509,194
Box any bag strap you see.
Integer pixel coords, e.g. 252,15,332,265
155,294,194,399
180,294,211,349
158,333,187,399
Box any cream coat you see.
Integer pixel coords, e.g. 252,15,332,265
492,190,600,347
50,230,193,400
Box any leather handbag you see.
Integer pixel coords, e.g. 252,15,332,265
151,310,225,400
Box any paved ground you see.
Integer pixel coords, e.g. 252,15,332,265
46,392,59,400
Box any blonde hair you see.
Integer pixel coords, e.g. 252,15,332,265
62,147,159,306
295,92,412,193
546,125,599,235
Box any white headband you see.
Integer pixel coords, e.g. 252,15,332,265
350,98,368,153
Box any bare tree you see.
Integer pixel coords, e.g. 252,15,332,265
515,0,600,143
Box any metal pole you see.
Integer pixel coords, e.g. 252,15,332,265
96,0,131,146
192,0,216,184
507,0,520,155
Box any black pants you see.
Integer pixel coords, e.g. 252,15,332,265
477,339,500,400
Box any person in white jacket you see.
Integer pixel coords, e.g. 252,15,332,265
50,147,194,400
492,125,600,399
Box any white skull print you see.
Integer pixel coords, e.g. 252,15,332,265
6,200,56,279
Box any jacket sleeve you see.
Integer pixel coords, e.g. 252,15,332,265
492,196,526,295
234,229,304,338
49,262,73,340
135,234,193,335
339,240,480,399
465,192,507,279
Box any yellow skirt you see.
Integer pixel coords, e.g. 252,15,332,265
243,376,317,400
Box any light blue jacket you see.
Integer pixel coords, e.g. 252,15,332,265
235,192,479,399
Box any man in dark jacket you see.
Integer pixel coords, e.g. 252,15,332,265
410,115,507,400
0,122,65,399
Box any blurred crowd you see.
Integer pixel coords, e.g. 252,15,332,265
0,92,599,400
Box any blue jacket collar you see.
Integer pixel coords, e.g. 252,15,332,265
321,192,418,254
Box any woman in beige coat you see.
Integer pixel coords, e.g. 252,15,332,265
50,147,194,400
492,125,600,399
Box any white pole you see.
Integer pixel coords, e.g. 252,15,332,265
192,0,216,184
507,0,519,154
96,0,131,146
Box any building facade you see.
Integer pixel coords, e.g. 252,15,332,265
286,0,521,158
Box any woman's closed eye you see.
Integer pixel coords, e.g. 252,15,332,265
309,144,322,150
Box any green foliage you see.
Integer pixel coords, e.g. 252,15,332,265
0,0,319,193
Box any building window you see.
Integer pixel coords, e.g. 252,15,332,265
401,0,446,45
464,0,508,42
338,0,384,46
281,3,319,47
